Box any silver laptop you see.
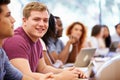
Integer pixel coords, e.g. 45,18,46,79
109,41,119,52
74,48,96,67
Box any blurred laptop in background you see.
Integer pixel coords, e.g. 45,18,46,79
109,41,119,52
74,48,96,67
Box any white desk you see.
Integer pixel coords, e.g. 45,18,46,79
63,53,120,80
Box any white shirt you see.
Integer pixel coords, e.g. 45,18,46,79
111,33,120,42
39,38,47,51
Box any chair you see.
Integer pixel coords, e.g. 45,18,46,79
95,55,120,80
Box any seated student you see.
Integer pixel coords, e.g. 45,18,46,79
88,24,107,56
42,14,70,66
3,2,86,80
88,24,105,48
111,23,120,42
65,21,87,63
111,23,120,49
0,0,34,80
40,38,63,68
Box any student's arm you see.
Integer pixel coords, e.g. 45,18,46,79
58,41,71,63
67,45,78,63
4,52,34,80
4,53,23,80
40,38,55,65
36,57,86,80
43,50,53,65
48,40,71,64
10,58,53,80
22,75,34,80
36,57,62,74
66,35,79,63
40,39,58,64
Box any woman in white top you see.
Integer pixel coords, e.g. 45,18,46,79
88,24,105,48
65,21,87,63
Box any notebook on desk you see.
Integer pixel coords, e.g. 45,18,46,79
74,48,96,67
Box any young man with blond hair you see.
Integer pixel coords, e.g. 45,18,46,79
3,2,86,80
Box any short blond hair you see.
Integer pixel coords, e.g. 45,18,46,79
23,2,49,19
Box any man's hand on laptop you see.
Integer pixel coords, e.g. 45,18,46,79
64,67,87,79
73,67,87,79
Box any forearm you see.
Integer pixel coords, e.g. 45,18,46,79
67,45,78,63
52,74,62,80
43,51,53,65
37,58,62,74
24,72,44,80
22,75,34,80
42,65,63,74
58,41,71,63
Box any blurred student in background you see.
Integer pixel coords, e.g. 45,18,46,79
111,23,120,50
88,24,105,48
42,14,64,68
88,24,108,56
66,21,87,63
111,23,120,42
42,14,70,66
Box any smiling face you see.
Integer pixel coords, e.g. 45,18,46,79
23,10,49,42
0,4,15,39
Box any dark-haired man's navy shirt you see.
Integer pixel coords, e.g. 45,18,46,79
0,48,22,80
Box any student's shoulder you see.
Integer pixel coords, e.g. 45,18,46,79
59,36,69,45
57,38,63,42
4,35,25,44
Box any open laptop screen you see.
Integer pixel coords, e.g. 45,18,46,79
109,41,119,52
74,48,96,67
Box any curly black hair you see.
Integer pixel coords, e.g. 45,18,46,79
42,13,56,45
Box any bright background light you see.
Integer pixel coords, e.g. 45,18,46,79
8,0,120,37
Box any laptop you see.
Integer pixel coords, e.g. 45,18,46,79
74,48,96,67
109,41,119,52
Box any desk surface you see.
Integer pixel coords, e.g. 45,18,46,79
63,53,120,80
